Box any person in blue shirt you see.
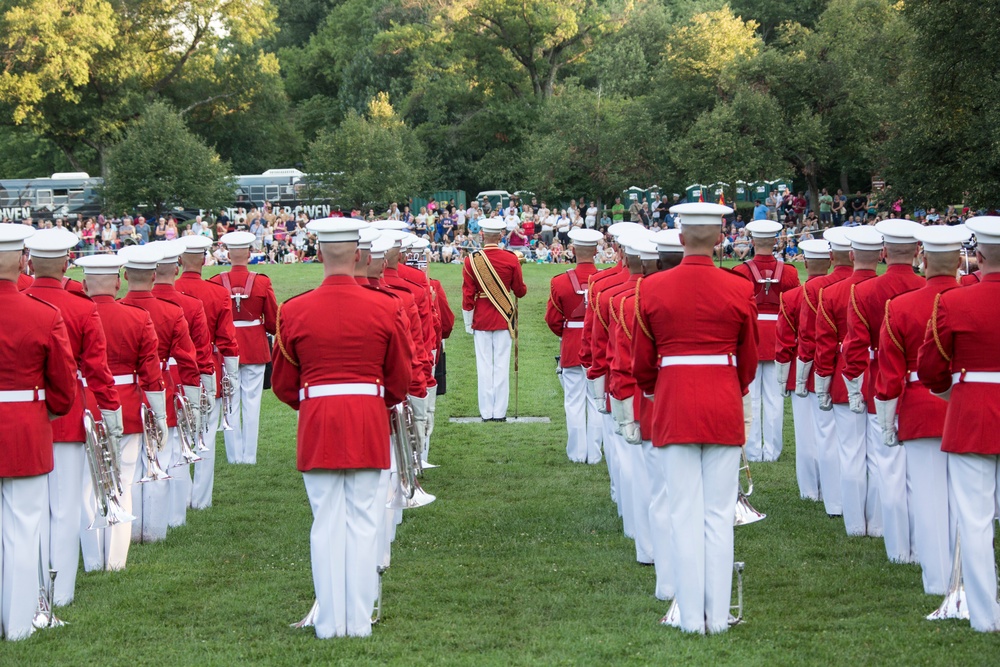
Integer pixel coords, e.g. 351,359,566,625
753,200,769,221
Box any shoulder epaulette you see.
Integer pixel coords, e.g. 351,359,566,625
25,292,61,312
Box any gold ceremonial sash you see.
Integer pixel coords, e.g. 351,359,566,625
469,250,516,335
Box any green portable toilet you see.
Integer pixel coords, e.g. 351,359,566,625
769,179,793,196
735,180,749,202
624,186,645,206
710,182,729,203
645,185,662,205
685,183,705,202
751,180,769,202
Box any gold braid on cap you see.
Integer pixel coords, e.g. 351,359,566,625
931,292,952,362
275,305,298,368
850,283,869,330
779,292,797,333
634,277,654,341
883,300,905,353
819,287,838,336
619,294,632,342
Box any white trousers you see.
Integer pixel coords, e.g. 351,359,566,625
906,438,952,595
663,444,740,634
132,432,169,544
224,363,266,464
835,405,881,537
623,439,653,564
870,415,912,562
80,434,141,572
560,367,602,464
191,397,221,510
792,393,820,501
167,428,190,528
947,453,1000,632
423,384,438,462
601,413,622,519
42,442,84,605
303,469,381,638
811,394,842,516
646,442,673,601
473,330,511,420
746,361,783,462
1,475,47,641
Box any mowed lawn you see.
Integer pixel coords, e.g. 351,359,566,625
3,259,997,665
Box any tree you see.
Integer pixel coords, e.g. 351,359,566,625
305,93,427,209
102,103,235,215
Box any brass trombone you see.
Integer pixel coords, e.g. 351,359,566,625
173,394,204,466
82,410,134,529
139,404,171,483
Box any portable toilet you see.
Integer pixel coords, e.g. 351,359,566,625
685,183,705,202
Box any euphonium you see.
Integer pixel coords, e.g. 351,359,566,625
734,446,766,526
173,394,204,466
82,410,134,529
140,404,171,483
387,403,435,509
220,373,235,431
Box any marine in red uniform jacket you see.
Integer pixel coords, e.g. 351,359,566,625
272,275,412,471
429,278,455,342
176,270,240,395
385,265,435,382
731,254,800,362
461,244,528,331
776,283,812,393
841,265,924,412
814,269,877,404
633,256,758,446
18,274,85,293
876,276,959,442
918,273,1000,454
375,275,429,398
545,263,598,368
580,264,626,368
590,273,639,383
26,277,121,443
209,266,277,365
960,271,981,286
84,297,164,435
796,265,852,391
611,280,655,440
152,283,214,376
0,282,77,477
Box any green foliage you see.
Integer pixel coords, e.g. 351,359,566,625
102,102,235,215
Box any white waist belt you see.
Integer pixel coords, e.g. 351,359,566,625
757,313,779,321
234,319,262,328
564,321,585,329
0,389,45,403
299,382,385,401
660,354,734,367
908,371,920,383
869,348,876,360
953,371,1000,384
164,358,178,369
78,372,136,387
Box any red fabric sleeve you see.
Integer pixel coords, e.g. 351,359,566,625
917,295,953,394
814,289,838,378
80,304,121,411
875,304,907,401
136,314,165,392
44,313,78,417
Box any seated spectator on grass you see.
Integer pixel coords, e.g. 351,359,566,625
733,228,751,260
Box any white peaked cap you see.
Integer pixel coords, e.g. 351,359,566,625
653,229,683,253
479,219,507,232
219,231,256,249
845,225,884,251
24,228,78,258
799,239,831,259
181,235,212,253
966,216,1000,245
369,236,395,258
633,236,659,261
74,254,125,275
874,219,922,244
745,220,783,238
607,222,642,239
670,203,732,227
823,227,852,252
357,227,381,250
399,233,419,249
378,229,409,247
409,237,430,250
567,228,603,247
372,219,408,231
118,245,164,270
913,224,972,253
0,223,35,252
619,230,651,257
148,240,186,264
307,218,365,243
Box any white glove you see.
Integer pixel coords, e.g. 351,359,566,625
609,397,625,435
814,373,833,411
875,397,899,447
223,356,240,380
844,373,866,414
100,407,124,465
776,361,791,398
407,394,428,422
462,309,474,335
200,373,216,420
795,359,812,397
183,384,203,435
931,387,952,402
587,376,608,413
145,390,168,451
742,391,753,441
620,396,641,445
643,392,654,401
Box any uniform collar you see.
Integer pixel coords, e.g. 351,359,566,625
179,271,203,280
852,268,878,278
885,264,916,275
483,244,499,249
926,275,959,288
31,276,63,289
984,272,1000,283
321,275,360,287
751,254,777,265
355,276,369,286
680,256,716,267
384,267,400,278
91,294,116,303
126,290,154,300
229,265,249,275
831,265,853,277
151,283,176,295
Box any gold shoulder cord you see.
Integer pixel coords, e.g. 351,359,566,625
818,287,838,336
275,305,298,367
594,290,609,330
779,292,797,332
634,277,654,341
931,293,952,362
609,296,620,325
803,283,818,314
619,295,632,342
850,283,869,330
549,288,564,316
883,300,905,353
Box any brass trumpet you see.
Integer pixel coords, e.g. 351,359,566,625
32,542,64,630
220,372,235,431
173,394,204,466
659,561,745,628
734,446,766,526
140,404,171,483
82,410,134,529
197,386,212,452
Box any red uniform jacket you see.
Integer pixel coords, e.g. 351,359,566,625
119,291,199,428
732,255,800,362
400,265,439,348
545,262,598,368
960,271,981,286
16,273,32,291
918,273,1000,455
0,281,77,476
814,269,877,404
85,296,164,435
611,282,656,440
176,271,240,395
775,280,817,392
429,278,454,342
607,274,641,400
19,275,85,293
373,277,428,398
26,277,120,443
589,273,639,382
797,266,852,366
384,267,435,391
152,284,214,376
209,266,277,365
841,265,924,413
876,276,959,442
633,256,758,447
272,275,412,471
580,264,625,368
461,245,527,331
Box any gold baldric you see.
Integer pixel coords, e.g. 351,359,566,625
469,249,516,335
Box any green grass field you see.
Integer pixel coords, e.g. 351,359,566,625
3,260,997,665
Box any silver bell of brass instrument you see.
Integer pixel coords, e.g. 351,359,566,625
83,410,135,529
173,394,204,466
387,402,435,509
32,543,65,630
196,385,212,452
220,372,235,431
660,561,745,628
139,404,171,483
734,446,766,526
927,533,968,621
